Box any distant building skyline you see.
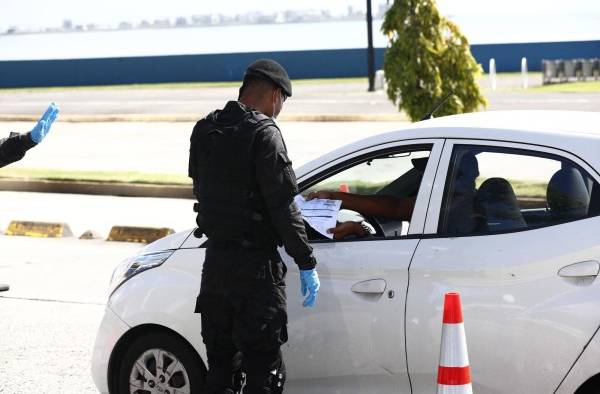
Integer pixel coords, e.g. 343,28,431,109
1,0,598,41
4,0,598,33
3,5,391,36
1,0,389,33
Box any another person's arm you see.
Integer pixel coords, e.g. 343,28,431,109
0,133,36,168
0,103,59,169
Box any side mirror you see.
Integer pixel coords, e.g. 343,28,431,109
0,284,9,292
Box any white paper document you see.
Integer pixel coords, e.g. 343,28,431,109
294,195,342,239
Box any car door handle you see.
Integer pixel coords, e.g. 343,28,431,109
351,279,387,294
558,260,600,278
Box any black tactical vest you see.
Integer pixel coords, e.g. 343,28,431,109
189,109,280,246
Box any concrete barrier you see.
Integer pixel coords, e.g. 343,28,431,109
5,220,73,238
107,226,175,243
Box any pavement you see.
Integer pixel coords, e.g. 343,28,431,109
0,80,401,120
1,74,598,122
0,235,141,393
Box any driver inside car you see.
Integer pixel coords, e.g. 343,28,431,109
305,155,431,240
306,190,416,239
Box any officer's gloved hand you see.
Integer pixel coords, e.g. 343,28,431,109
300,269,320,307
30,103,59,144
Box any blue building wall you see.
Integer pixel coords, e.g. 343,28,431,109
472,40,600,73
0,40,598,88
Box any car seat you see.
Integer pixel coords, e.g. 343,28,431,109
547,167,590,221
475,178,526,232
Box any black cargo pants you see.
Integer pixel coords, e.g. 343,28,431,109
196,242,288,394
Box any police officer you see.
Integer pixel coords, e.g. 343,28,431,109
0,103,59,168
188,59,320,394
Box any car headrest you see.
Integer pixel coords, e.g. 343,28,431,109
476,178,526,231
547,167,590,220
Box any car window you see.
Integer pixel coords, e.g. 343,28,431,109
302,147,431,240
439,145,600,236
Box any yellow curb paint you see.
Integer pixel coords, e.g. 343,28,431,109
5,220,73,238
107,226,174,244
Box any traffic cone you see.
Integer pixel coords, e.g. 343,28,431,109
437,292,473,394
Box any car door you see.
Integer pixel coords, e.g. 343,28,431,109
280,139,444,394
407,139,600,393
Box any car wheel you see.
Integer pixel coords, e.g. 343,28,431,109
117,331,204,394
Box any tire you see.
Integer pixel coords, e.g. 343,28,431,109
575,373,600,394
116,331,205,394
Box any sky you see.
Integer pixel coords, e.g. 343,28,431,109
2,0,599,31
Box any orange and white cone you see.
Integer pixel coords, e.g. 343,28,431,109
437,292,473,394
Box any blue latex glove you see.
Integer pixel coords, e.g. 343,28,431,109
30,103,59,144
300,269,320,307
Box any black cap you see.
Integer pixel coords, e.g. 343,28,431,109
244,59,292,97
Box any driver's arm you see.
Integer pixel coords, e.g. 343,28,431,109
307,191,416,221
327,221,371,240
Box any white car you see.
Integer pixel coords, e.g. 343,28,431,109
92,111,600,394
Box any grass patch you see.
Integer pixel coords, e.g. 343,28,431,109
506,180,547,199
529,81,600,93
0,77,368,93
308,178,548,199
0,167,191,185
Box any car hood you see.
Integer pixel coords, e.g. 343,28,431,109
139,228,195,254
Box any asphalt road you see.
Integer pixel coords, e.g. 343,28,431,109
0,76,598,117
0,81,399,117
0,235,141,393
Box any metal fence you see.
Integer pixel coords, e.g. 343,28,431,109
542,58,600,84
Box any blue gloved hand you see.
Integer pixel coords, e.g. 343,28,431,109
30,103,59,144
300,269,320,307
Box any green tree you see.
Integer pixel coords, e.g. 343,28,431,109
382,0,487,121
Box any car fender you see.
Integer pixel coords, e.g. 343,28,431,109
109,248,206,361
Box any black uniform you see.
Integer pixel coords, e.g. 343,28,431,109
189,101,315,394
0,132,36,168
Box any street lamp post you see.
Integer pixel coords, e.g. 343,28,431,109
366,0,376,92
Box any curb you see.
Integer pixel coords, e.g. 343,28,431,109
107,226,175,243
0,113,408,123
0,178,193,199
2,221,176,244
